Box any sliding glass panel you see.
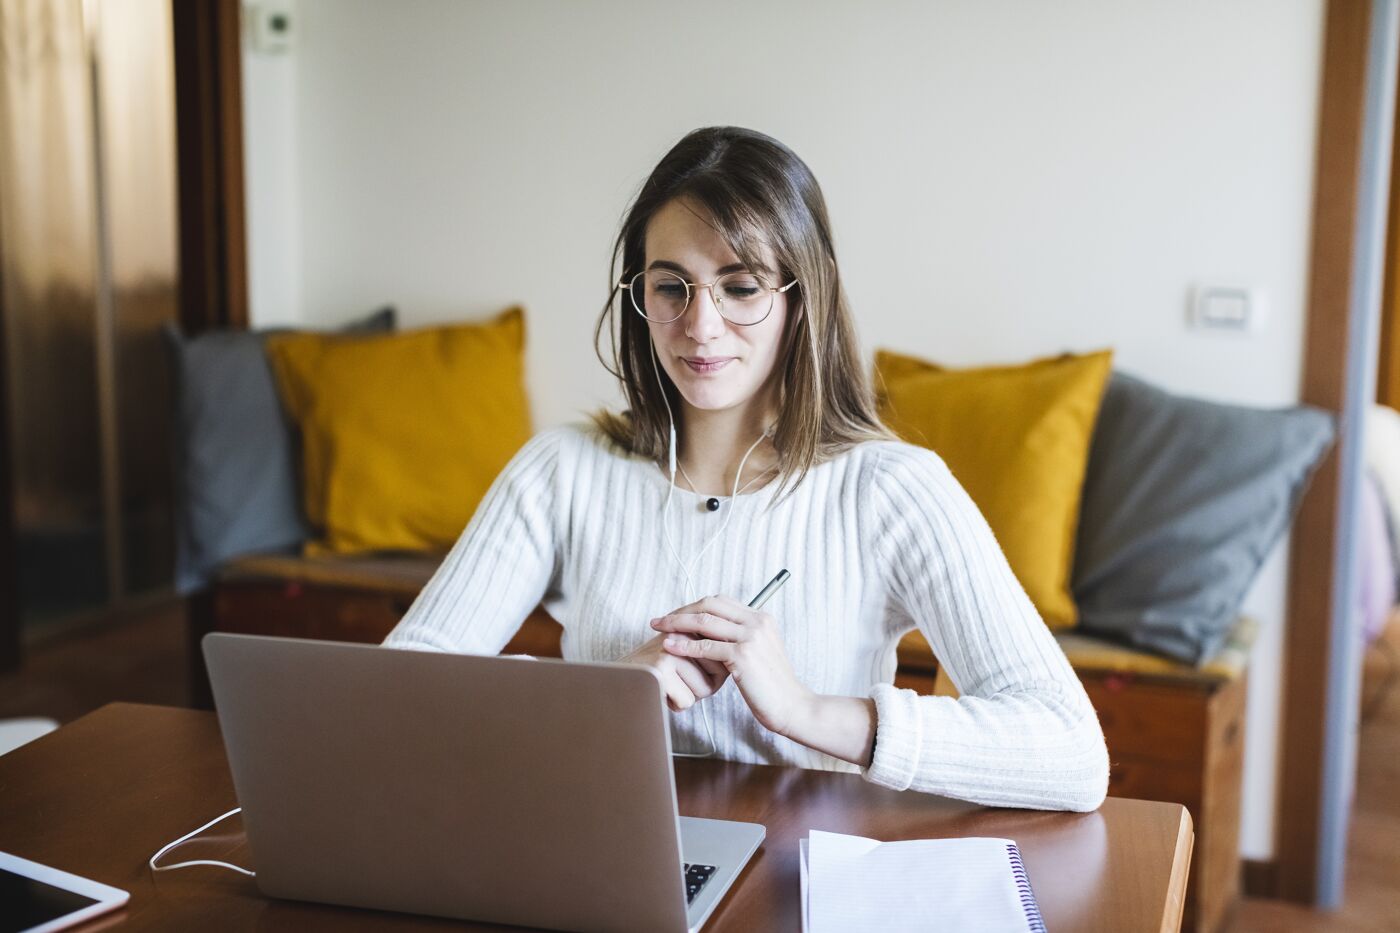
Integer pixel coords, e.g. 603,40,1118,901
97,0,177,597
0,0,110,629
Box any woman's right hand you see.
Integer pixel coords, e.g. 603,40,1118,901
618,633,730,712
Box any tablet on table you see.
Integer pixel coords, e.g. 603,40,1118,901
0,850,129,933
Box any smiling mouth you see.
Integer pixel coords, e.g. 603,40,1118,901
683,357,735,374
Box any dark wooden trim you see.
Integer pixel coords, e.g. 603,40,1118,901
169,0,247,695
1276,0,1373,904
0,194,20,674
171,0,248,334
1242,859,1279,899
186,588,216,710
1378,42,1400,406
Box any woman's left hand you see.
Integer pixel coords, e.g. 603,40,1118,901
651,595,813,738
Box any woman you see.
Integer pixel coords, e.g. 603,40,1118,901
383,126,1109,812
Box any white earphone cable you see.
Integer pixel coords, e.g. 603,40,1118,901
649,339,772,759
676,460,774,502
148,806,256,877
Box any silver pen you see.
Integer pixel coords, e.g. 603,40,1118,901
747,569,791,610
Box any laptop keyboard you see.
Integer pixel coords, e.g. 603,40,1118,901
683,863,717,904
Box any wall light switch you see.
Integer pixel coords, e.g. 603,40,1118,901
1190,284,1267,333
249,2,294,55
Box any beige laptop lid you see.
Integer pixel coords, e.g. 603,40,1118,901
203,632,696,932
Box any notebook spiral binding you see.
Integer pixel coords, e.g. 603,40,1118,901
1005,843,1047,933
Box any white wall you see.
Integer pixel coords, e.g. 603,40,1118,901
241,0,1326,860
241,0,300,327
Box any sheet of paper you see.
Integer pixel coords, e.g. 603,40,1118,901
801,830,1035,933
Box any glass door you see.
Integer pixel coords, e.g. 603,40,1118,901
0,0,178,638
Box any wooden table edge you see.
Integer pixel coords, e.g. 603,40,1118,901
1159,805,1195,933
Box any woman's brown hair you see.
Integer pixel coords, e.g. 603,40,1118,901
591,126,896,505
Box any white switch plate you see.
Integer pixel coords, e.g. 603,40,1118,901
1190,283,1267,333
249,2,294,55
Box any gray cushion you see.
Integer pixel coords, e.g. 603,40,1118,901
162,308,395,594
1072,371,1335,665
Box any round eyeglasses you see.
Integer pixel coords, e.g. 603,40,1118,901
618,269,799,326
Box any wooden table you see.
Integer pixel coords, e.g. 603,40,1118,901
0,703,1193,931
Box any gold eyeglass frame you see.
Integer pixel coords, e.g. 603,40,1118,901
616,269,799,326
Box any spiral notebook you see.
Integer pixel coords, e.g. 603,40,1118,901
799,830,1046,933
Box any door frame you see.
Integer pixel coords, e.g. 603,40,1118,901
1274,0,1399,907
0,207,16,673
172,0,248,334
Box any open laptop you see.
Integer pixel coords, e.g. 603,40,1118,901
202,632,765,933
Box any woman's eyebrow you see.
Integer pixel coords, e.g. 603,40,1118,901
647,259,772,276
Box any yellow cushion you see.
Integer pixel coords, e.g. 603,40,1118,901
922,617,1257,696
1053,616,1256,684
875,347,1113,629
266,307,532,555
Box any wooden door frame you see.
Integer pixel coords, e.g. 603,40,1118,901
1380,14,1400,405
0,203,17,673
1273,0,1398,906
169,0,248,703
172,0,248,334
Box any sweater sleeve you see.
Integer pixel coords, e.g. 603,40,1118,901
381,428,566,654
861,443,1110,812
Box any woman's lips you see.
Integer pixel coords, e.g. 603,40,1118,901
683,357,735,374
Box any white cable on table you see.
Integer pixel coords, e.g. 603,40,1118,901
148,806,256,877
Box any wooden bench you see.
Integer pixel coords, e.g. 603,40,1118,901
189,552,1249,933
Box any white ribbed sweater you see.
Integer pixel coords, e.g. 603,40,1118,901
382,423,1110,812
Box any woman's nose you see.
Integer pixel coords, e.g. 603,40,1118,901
684,286,728,342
